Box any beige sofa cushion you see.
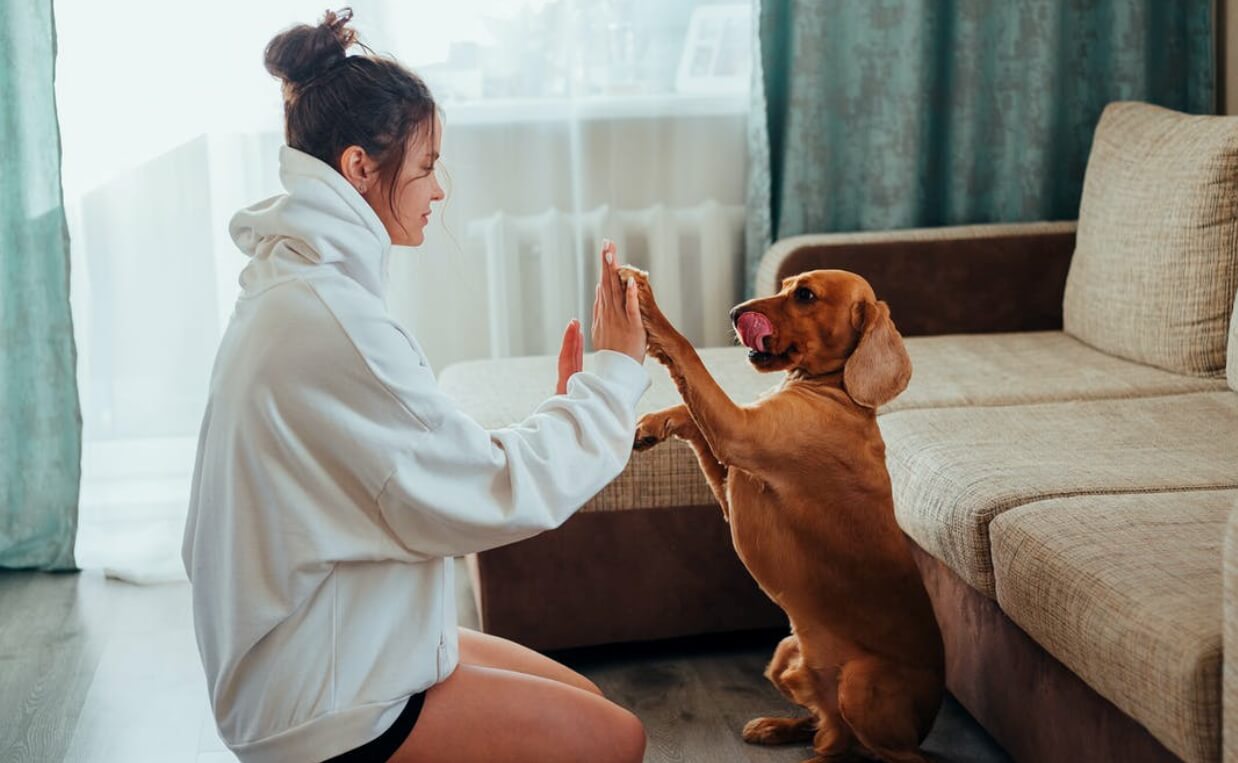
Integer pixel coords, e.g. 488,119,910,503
991,490,1238,763
882,392,1238,598
1062,102,1238,377
888,331,1225,413
439,338,1228,513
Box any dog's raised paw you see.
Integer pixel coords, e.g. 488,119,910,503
616,265,649,284
616,265,659,313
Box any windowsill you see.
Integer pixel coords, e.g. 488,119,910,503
439,93,749,125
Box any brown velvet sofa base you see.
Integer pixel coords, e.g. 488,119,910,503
910,542,1182,763
467,505,787,652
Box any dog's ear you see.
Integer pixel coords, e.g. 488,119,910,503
843,300,912,410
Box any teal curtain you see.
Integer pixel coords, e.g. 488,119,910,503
1,0,81,570
746,0,1215,294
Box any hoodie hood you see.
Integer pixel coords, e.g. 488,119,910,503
230,145,392,300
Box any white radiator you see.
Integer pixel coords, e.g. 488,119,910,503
469,202,746,358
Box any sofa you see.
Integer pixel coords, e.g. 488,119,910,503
438,101,1238,762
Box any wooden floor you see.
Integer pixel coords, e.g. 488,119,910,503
0,563,1009,763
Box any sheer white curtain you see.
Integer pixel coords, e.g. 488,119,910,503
57,0,751,582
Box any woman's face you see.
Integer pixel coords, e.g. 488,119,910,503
366,116,445,247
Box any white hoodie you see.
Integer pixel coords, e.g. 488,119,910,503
182,146,650,763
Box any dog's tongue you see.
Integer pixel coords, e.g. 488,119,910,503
736,312,773,352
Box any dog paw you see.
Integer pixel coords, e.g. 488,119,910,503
617,266,676,355
633,434,661,452
741,717,778,744
616,264,650,292
742,716,816,746
633,412,667,451
616,265,652,316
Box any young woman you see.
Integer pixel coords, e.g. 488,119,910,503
181,10,648,763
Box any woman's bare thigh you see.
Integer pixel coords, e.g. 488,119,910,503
390,663,645,763
457,627,601,696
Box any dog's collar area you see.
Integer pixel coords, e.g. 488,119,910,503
788,365,844,383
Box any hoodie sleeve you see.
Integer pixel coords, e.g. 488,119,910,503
324,291,652,560
376,348,650,558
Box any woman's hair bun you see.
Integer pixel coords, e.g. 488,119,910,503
264,8,358,92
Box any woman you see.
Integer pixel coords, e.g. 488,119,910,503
181,9,648,763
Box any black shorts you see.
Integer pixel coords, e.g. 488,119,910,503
325,691,427,762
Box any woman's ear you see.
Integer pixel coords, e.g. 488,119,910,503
843,300,912,410
338,145,378,194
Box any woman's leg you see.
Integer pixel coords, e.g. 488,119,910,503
390,663,646,763
457,627,602,696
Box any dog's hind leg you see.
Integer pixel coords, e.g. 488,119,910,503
745,636,857,757
836,657,938,763
762,635,803,704
743,636,813,744
742,715,816,745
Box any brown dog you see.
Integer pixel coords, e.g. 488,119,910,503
623,266,944,763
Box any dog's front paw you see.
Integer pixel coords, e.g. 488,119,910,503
633,407,688,451
617,265,678,363
633,412,668,451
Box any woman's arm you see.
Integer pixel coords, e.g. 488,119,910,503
374,346,648,559
288,241,648,561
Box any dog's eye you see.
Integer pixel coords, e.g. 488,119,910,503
795,287,816,303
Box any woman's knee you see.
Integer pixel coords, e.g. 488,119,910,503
615,707,646,763
594,705,645,763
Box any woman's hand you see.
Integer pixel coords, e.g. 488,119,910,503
591,239,646,365
555,318,583,395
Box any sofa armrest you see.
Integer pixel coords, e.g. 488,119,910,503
1225,503,1238,762
755,221,1078,337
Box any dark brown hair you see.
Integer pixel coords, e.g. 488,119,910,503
264,8,437,227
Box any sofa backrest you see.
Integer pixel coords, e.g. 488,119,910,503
1063,101,1238,377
